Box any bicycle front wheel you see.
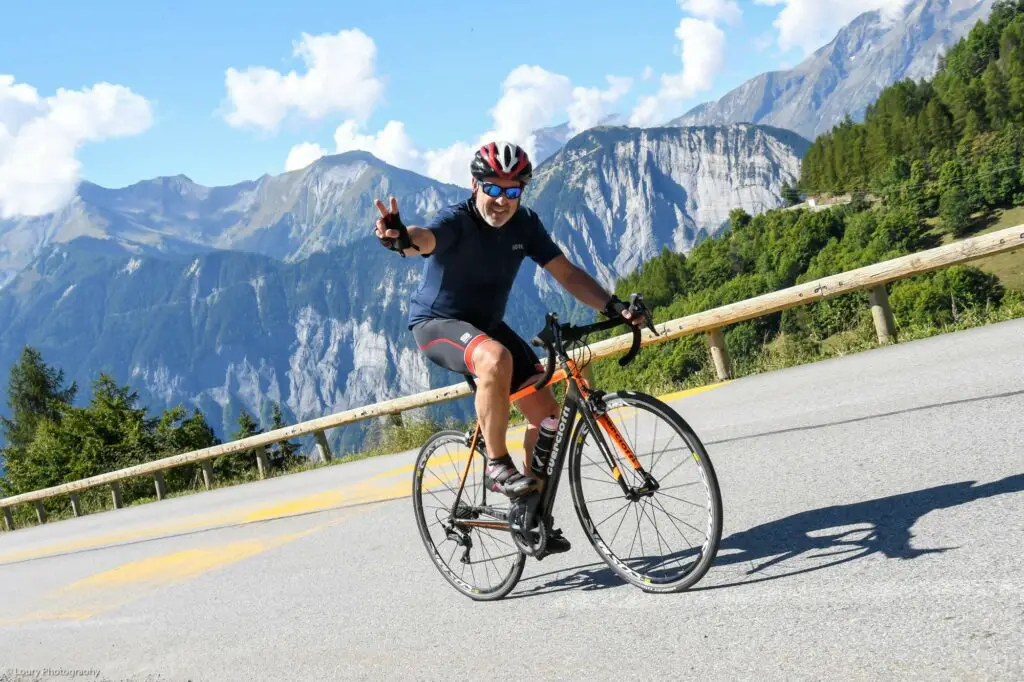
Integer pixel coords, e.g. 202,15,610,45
568,391,722,593
412,429,525,601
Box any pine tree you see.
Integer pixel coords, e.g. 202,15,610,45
781,182,802,206
984,62,1011,127
940,186,973,236
0,347,77,452
154,405,222,490
1,348,78,495
269,403,303,470
212,407,262,480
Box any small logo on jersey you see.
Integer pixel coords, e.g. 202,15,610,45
460,332,472,343
512,243,525,251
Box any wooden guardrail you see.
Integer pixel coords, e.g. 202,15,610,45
2,223,1023,530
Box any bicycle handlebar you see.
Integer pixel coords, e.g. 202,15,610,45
530,293,659,391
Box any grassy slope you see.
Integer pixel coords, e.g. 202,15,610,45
929,205,1024,291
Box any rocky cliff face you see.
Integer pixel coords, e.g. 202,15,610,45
670,0,997,141
528,124,807,297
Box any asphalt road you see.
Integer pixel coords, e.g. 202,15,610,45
1,318,1022,681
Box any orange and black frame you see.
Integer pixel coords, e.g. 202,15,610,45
446,300,662,557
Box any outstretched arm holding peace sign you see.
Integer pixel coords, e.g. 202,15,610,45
374,195,436,257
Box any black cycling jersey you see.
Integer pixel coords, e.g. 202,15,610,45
406,198,563,330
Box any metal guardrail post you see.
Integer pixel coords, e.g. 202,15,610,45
2,506,12,531
34,502,46,525
70,493,82,518
869,285,898,343
111,482,123,509
201,461,214,490
707,328,733,380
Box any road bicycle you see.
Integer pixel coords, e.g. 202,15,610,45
411,294,723,600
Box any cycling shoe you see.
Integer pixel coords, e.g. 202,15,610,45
484,454,538,498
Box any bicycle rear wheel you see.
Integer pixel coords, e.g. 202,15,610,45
412,429,525,601
568,391,722,593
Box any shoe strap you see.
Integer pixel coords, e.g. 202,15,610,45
486,455,524,484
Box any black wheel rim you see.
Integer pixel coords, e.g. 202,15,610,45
571,396,719,587
414,432,524,598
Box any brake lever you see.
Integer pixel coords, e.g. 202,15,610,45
628,293,660,337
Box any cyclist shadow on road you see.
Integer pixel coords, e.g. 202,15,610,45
513,473,1023,598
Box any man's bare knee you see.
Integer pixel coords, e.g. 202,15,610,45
473,342,512,383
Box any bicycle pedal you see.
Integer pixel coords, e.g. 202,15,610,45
507,490,541,533
545,532,571,554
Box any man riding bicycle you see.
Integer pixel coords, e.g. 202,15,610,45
374,141,645,504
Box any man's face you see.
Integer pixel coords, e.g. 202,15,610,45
473,177,522,228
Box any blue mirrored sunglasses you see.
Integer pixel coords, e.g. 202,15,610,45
480,182,523,200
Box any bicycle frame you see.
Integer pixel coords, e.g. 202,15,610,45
448,333,653,542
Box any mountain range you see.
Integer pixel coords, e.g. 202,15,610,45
0,124,805,453
2,0,992,464
0,155,466,292
668,0,997,141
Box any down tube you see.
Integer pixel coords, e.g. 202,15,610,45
539,381,580,528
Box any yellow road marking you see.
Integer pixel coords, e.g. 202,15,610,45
0,482,373,565
65,539,287,590
242,489,344,523
0,518,347,626
658,381,730,403
0,381,727,566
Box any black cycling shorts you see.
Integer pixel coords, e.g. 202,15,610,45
412,318,544,394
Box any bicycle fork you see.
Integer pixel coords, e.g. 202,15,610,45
579,388,660,500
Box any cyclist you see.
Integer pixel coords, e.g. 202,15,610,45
374,140,645,501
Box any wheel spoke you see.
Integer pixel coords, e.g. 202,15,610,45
413,432,524,600
570,395,721,592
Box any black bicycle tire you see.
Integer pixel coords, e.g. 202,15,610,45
412,429,526,601
568,391,723,593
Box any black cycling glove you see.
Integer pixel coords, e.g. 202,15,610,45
378,211,419,257
601,295,629,319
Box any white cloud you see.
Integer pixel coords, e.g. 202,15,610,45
223,28,384,130
567,75,633,134
629,18,725,127
482,65,574,159
333,119,421,170
423,141,477,187
753,0,913,56
642,66,654,81
282,60,630,187
285,122,477,187
284,119,421,173
285,142,327,171
421,65,613,185
0,75,153,218
678,0,742,24
754,31,776,53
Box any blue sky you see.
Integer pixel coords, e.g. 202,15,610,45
0,0,888,213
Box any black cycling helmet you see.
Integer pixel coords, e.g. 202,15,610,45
470,141,533,185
